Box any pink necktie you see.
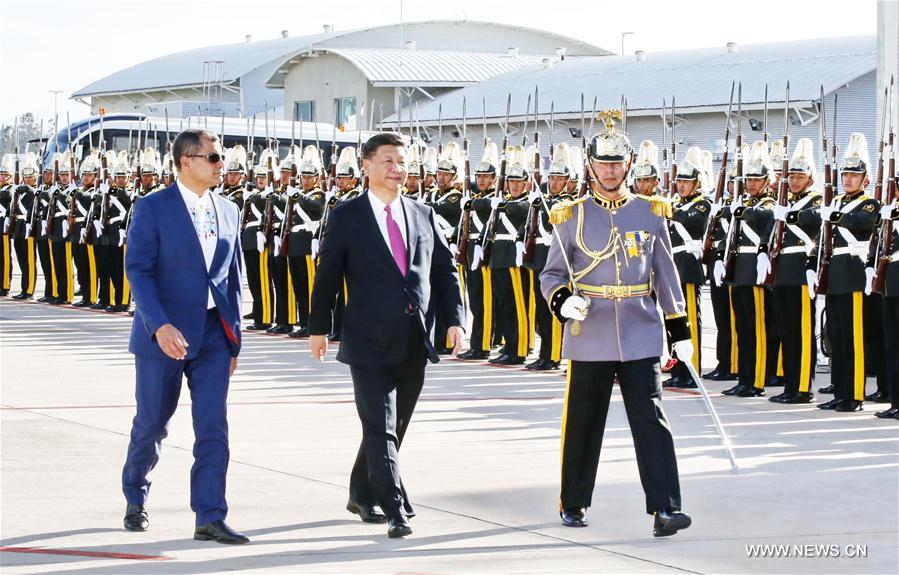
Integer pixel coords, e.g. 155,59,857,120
384,204,407,276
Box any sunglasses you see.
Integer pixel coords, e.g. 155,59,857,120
187,152,223,164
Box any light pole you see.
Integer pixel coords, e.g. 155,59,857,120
621,32,634,56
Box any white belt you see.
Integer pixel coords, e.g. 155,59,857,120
672,240,702,255
290,222,318,233
738,246,759,254
891,250,899,263
469,233,481,240
536,237,551,246
494,233,516,241
780,246,810,255
832,241,868,258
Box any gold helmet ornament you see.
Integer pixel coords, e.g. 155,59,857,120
140,148,161,175
436,141,463,181
21,152,39,178
113,150,131,177
588,109,631,162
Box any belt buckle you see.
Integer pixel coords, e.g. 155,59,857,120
609,285,627,299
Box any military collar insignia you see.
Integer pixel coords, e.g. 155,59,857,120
591,188,631,210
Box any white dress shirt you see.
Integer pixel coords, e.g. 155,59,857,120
367,190,408,250
178,180,217,309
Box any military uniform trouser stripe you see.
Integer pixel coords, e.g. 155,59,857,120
13,237,36,294
533,271,563,362
269,252,289,325
774,285,816,394
122,244,131,305
1,234,10,290
465,266,494,352
86,245,97,303
50,241,72,302
731,286,777,389
38,239,54,298
825,292,866,402
729,289,739,374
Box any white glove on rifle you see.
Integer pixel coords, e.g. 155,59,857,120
311,238,320,259
673,339,695,364
490,197,502,209
515,241,525,267
560,295,588,321
709,200,723,218
273,235,281,254
79,228,87,244
118,229,126,247
40,220,47,236
820,202,837,221
450,243,458,256
756,252,772,284
25,223,32,238
93,220,103,237
772,204,790,222
864,267,875,295
527,189,542,203
880,203,895,220
713,260,725,287
325,190,336,203
99,182,110,194
256,231,266,252
470,244,484,271
805,269,818,300
61,220,69,238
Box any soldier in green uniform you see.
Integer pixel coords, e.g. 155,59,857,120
72,153,99,307
243,150,275,331
265,152,293,334
32,162,56,302
632,140,661,197
47,152,75,304
99,151,133,312
10,153,38,299
0,154,14,295
222,146,247,211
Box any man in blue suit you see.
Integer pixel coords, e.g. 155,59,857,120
122,129,248,544
309,133,465,538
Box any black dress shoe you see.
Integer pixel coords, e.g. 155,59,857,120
768,392,790,403
653,509,692,537
537,360,561,371
387,516,413,538
662,376,684,388
835,400,863,412
346,500,388,524
737,386,765,397
244,323,271,331
90,302,106,310
722,384,747,396
12,293,28,300
458,349,489,360
266,324,293,335
525,358,547,370
782,392,815,404
865,391,891,403
874,406,899,419
560,508,588,528
489,354,525,366
72,299,91,307
288,327,309,339
818,384,835,394
434,347,452,355
37,296,51,303
673,378,698,389
817,398,842,410
123,504,148,532
194,520,249,544
702,368,726,380
328,332,341,343
242,312,254,320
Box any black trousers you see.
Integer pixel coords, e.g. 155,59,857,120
72,239,96,303
36,238,54,298
709,282,737,374
492,266,531,358
864,294,887,394
332,278,348,338
773,285,817,394
96,244,125,306
287,254,314,327
532,271,562,362
466,265,495,352
348,318,427,518
243,247,273,325
13,236,36,295
671,282,702,382
50,240,73,303
561,358,681,514
731,286,778,389
883,296,899,409
268,252,290,326
826,292,866,402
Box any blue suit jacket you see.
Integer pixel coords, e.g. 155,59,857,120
309,191,465,368
126,183,243,360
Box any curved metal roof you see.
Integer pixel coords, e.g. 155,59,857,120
390,35,876,123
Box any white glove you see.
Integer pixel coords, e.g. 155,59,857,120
311,238,320,259
773,204,790,222
256,231,266,252
2,217,8,232
99,182,110,194
273,235,281,253
732,193,744,208
263,183,273,195
880,204,894,220
325,190,336,202
515,241,525,267
673,339,695,363
490,197,502,209
40,220,47,236
470,244,484,271
286,185,301,197
25,223,32,237
93,220,102,237
79,228,87,244
450,243,458,256
118,229,126,247
709,200,723,218
756,252,771,284
66,182,77,193
820,203,837,221
527,189,542,203
560,295,588,321
806,269,818,299
864,267,875,295
61,220,69,238
713,260,725,286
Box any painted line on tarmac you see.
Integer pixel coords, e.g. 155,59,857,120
0,546,173,561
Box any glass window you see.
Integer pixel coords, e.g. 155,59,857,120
294,100,315,122
335,97,357,130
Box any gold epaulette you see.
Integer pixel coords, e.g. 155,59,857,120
634,194,673,219
549,197,588,224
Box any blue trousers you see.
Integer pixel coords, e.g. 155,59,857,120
122,308,232,526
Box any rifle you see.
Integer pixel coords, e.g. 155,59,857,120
815,87,834,294
662,98,669,194
437,103,443,155
480,94,511,266
873,77,895,294
701,82,735,264
456,97,472,266
577,94,589,197
523,86,542,263
764,82,791,286
330,101,339,192
278,188,295,257
762,84,769,143
5,117,21,235
669,96,678,197
45,155,61,236
722,83,744,283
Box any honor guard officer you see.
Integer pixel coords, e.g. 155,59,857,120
769,139,787,189
72,153,100,307
161,153,175,187
540,110,692,537
458,141,500,360
817,133,881,412
11,153,38,299
263,151,293,334
720,141,778,397
243,149,275,331
523,143,576,370
633,140,662,197
284,145,326,339
873,191,899,419
102,152,133,312
32,161,57,302
402,145,424,199
423,146,439,194
665,147,711,388
428,143,465,353
768,138,821,403
47,151,76,305
327,146,363,343
222,146,247,211
484,145,532,366
0,154,14,295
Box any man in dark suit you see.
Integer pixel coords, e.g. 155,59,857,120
309,132,465,538
122,129,248,544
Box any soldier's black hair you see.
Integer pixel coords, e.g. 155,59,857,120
361,132,405,160
172,129,220,172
